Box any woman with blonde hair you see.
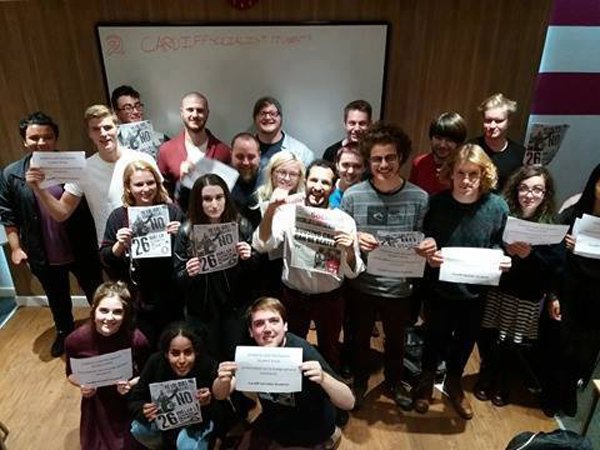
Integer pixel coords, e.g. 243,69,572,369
413,144,511,419
100,159,185,347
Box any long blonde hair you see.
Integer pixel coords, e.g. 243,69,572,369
122,160,170,206
256,151,305,202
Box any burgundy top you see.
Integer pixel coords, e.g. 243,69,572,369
409,152,448,195
157,128,231,196
35,184,75,265
65,323,149,450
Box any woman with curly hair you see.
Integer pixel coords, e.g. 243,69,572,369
475,165,564,407
413,144,511,419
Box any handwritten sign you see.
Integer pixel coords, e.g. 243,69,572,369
235,346,302,393
128,205,171,259
192,222,239,274
70,348,132,388
149,378,202,430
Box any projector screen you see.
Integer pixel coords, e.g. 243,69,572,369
96,23,389,156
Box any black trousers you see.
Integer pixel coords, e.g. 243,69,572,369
30,259,102,334
421,293,485,378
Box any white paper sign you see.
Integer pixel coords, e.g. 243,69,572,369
118,120,162,159
180,157,239,191
573,214,600,259
192,222,239,274
235,346,302,393
128,205,171,259
149,378,202,430
502,217,569,246
70,348,132,388
439,247,503,286
31,151,86,188
367,231,425,278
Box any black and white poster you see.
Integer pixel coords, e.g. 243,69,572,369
149,378,202,431
192,222,239,274
128,205,171,259
524,124,569,166
118,120,163,159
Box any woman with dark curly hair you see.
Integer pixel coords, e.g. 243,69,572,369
475,165,565,407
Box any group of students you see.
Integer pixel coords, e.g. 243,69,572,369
0,89,599,449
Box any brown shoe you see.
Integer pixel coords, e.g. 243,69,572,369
445,377,473,420
413,370,434,414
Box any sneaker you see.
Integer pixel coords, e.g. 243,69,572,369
387,382,413,411
324,426,342,450
445,377,473,420
51,333,66,357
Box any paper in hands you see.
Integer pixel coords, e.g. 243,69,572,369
70,348,132,388
439,247,503,286
149,378,202,430
367,231,425,278
502,217,569,246
573,214,600,259
31,151,86,188
180,158,239,191
234,346,302,393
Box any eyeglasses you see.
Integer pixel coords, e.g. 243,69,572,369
258,111,280,119
118,102,144,112
370,154,398,165
274,169,300,181
518,185,545,197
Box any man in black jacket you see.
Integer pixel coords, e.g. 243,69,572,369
0,112,102,356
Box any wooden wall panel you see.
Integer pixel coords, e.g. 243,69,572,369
0,0,552,294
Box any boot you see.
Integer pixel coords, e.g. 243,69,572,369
445,375,473,420
413,370,435,414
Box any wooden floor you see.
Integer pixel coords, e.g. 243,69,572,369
0,307,557,450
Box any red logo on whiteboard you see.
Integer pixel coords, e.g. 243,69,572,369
106,35,124,55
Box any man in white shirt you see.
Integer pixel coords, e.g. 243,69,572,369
252,159,364,372
26,104,159,245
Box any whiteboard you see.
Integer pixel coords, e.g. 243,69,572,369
96,23,389,156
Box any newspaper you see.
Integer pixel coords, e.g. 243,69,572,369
524,124,569,166
118,120,163,159
128,205,171,259
149,378,202,431
192,222,239,274
290,205,341,275
367,231,425,278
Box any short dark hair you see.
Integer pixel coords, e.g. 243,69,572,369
575,163,600,217
344,100,372,122
231,131,260,149
111,85,141,111
187,174,238,225
245,297,288,328
334,141,364,165
360,121,412,165
19,111,59,139
306,159,338,185
253,96,282,119
158,321,205,356
428,112,467,144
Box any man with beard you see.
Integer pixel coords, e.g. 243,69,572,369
157,92,230,209
253,96,314,171
410,112,467,194
323,100,372,162
230,132,261,228
252,159,364,372
213,297,354,449
111,85,167,160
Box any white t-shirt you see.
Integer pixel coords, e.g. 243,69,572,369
185,138,208,164
64,147,160,245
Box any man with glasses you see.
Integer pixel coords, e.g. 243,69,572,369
157,92,230,210
111,85,167,159
340,122,432,411
253,96,314,171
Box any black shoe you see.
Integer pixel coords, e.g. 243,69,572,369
51,333,66,357
340,362,353,380
387,382,413,411
335,408,350,427
352,382,367,411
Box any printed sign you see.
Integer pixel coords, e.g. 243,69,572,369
128,205,171,259
149,378,202,431
70,348,132,388
367,231,425,278
118,120,163,159
524,124,569,166
235,346,302,393
192,222,239,274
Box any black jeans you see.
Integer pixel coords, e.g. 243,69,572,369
421,293,485,378
30,259,102,334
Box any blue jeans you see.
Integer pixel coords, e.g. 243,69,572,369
131,420,214,450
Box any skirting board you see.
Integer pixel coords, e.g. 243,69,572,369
16,295,89,307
